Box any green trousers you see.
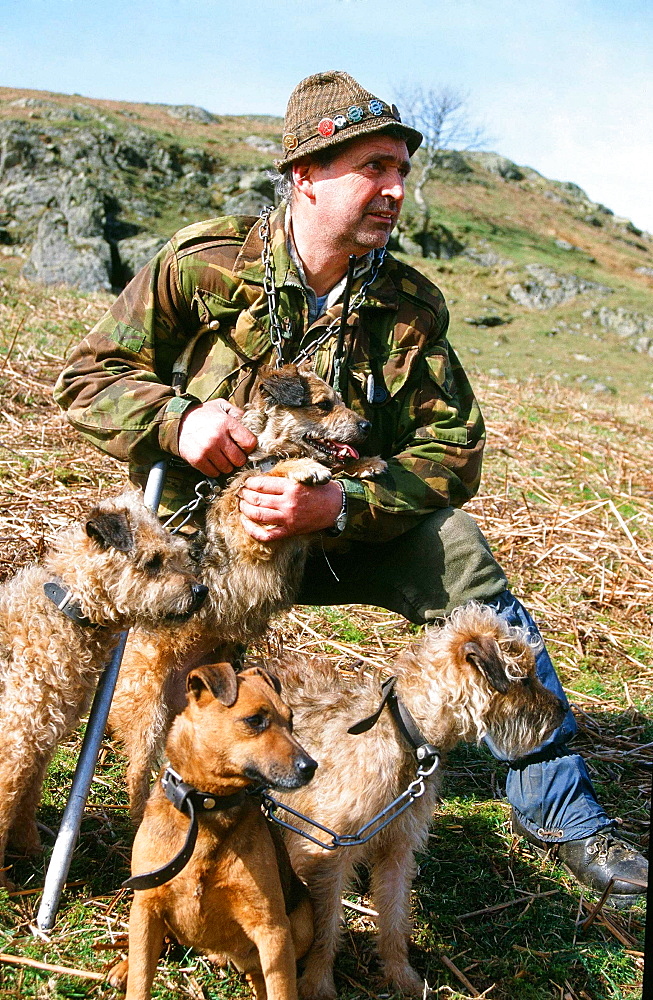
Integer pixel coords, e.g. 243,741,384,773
297,507,508,621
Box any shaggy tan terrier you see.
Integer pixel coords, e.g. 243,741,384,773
109,663,316,1000
0,492,207,888
263,602,566,1000
109,364,385,823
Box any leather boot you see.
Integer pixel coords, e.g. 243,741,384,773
511,809,648,908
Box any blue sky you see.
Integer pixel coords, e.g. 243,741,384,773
2,0,652,231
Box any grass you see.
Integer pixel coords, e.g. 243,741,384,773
0,264,650,998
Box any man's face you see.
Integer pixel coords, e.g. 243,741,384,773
295,134,411,256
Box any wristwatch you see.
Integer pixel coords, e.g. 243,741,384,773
325,481,348,536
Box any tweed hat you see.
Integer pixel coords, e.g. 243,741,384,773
275,71,422,168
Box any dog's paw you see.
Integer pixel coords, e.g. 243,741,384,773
281,459,333,486
107,957,129,992
298,969,337,1000
383,962,425,996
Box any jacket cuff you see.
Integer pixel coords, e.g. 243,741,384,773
157,394,201,458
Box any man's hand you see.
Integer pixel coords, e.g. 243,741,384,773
238,476,343,541
178,400,258,476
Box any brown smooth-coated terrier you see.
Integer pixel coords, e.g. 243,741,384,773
109,663,316,1000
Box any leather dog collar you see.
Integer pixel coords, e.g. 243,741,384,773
43,580,102,629
347,676,440,769
122,766,249,891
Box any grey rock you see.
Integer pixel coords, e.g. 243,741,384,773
509,264,612,310
244,135,282,155
467,152,524,181
634,337,653,357
165,104,216,124
432,150,472,173
117,233,167,281
463,246,514,268
635,266,653,278
595,306,653,341
22,209,112,291
463,314,510,327
222,190,273,216
237,170,275,199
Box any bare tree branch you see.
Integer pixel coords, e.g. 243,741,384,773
395,83,488,254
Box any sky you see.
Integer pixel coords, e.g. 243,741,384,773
2,0,652,232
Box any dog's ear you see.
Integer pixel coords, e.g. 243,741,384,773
257,365,309,408
85,510,133,552
248,666,282,696
463,638,510,693
187,662,239,707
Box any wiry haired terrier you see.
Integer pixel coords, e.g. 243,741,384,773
110,364,386,823
264,602,565,1000
0,492,207,887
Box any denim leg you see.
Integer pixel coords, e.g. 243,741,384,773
486,591,612,842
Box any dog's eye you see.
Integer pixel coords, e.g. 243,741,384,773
143,553,163,574
314,398,334,412
243,713,269,733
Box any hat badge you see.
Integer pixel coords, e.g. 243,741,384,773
317,118,336,138
347,105,364,123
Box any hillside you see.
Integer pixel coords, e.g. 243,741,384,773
1,85,653,403
0,86,651,1000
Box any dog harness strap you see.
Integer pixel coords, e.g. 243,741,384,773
348,677,439,767
347,676,397,734
122,768,248,891
43,581,101,629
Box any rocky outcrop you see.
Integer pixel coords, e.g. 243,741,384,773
509,264,612,310
22,209,112,291
466,152,524,181
0,113,285,290
587,306,653,357
165,105,217,124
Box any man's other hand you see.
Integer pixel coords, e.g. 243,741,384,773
238,476,343,541
178,400,258,476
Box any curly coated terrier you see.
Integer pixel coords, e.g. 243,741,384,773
109,364,385,823
264,602,566,1000
0,492,207,887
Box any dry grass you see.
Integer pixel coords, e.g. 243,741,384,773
0,274,650,998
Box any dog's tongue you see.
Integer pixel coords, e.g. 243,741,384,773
334,443,359,461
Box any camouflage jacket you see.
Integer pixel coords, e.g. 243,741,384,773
54,205,485,542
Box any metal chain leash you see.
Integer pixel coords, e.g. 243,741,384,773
258,753,439,851
259,208,291,366
258,206,386,370
161,478,217,535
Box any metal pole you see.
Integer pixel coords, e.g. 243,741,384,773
37,460,167,931
642,765,652,1000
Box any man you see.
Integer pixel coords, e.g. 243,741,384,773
55,71,647,906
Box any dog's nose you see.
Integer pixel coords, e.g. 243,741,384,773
190,583,209,610
357,419,372,437
296,754,318,782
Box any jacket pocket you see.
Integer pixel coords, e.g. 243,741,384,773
349,344,421,402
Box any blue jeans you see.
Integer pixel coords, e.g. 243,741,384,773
297,508,613,843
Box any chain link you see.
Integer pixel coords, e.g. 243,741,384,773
259,208,291,367
259,754,439,851
258,206,386,371
162,478,217,535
